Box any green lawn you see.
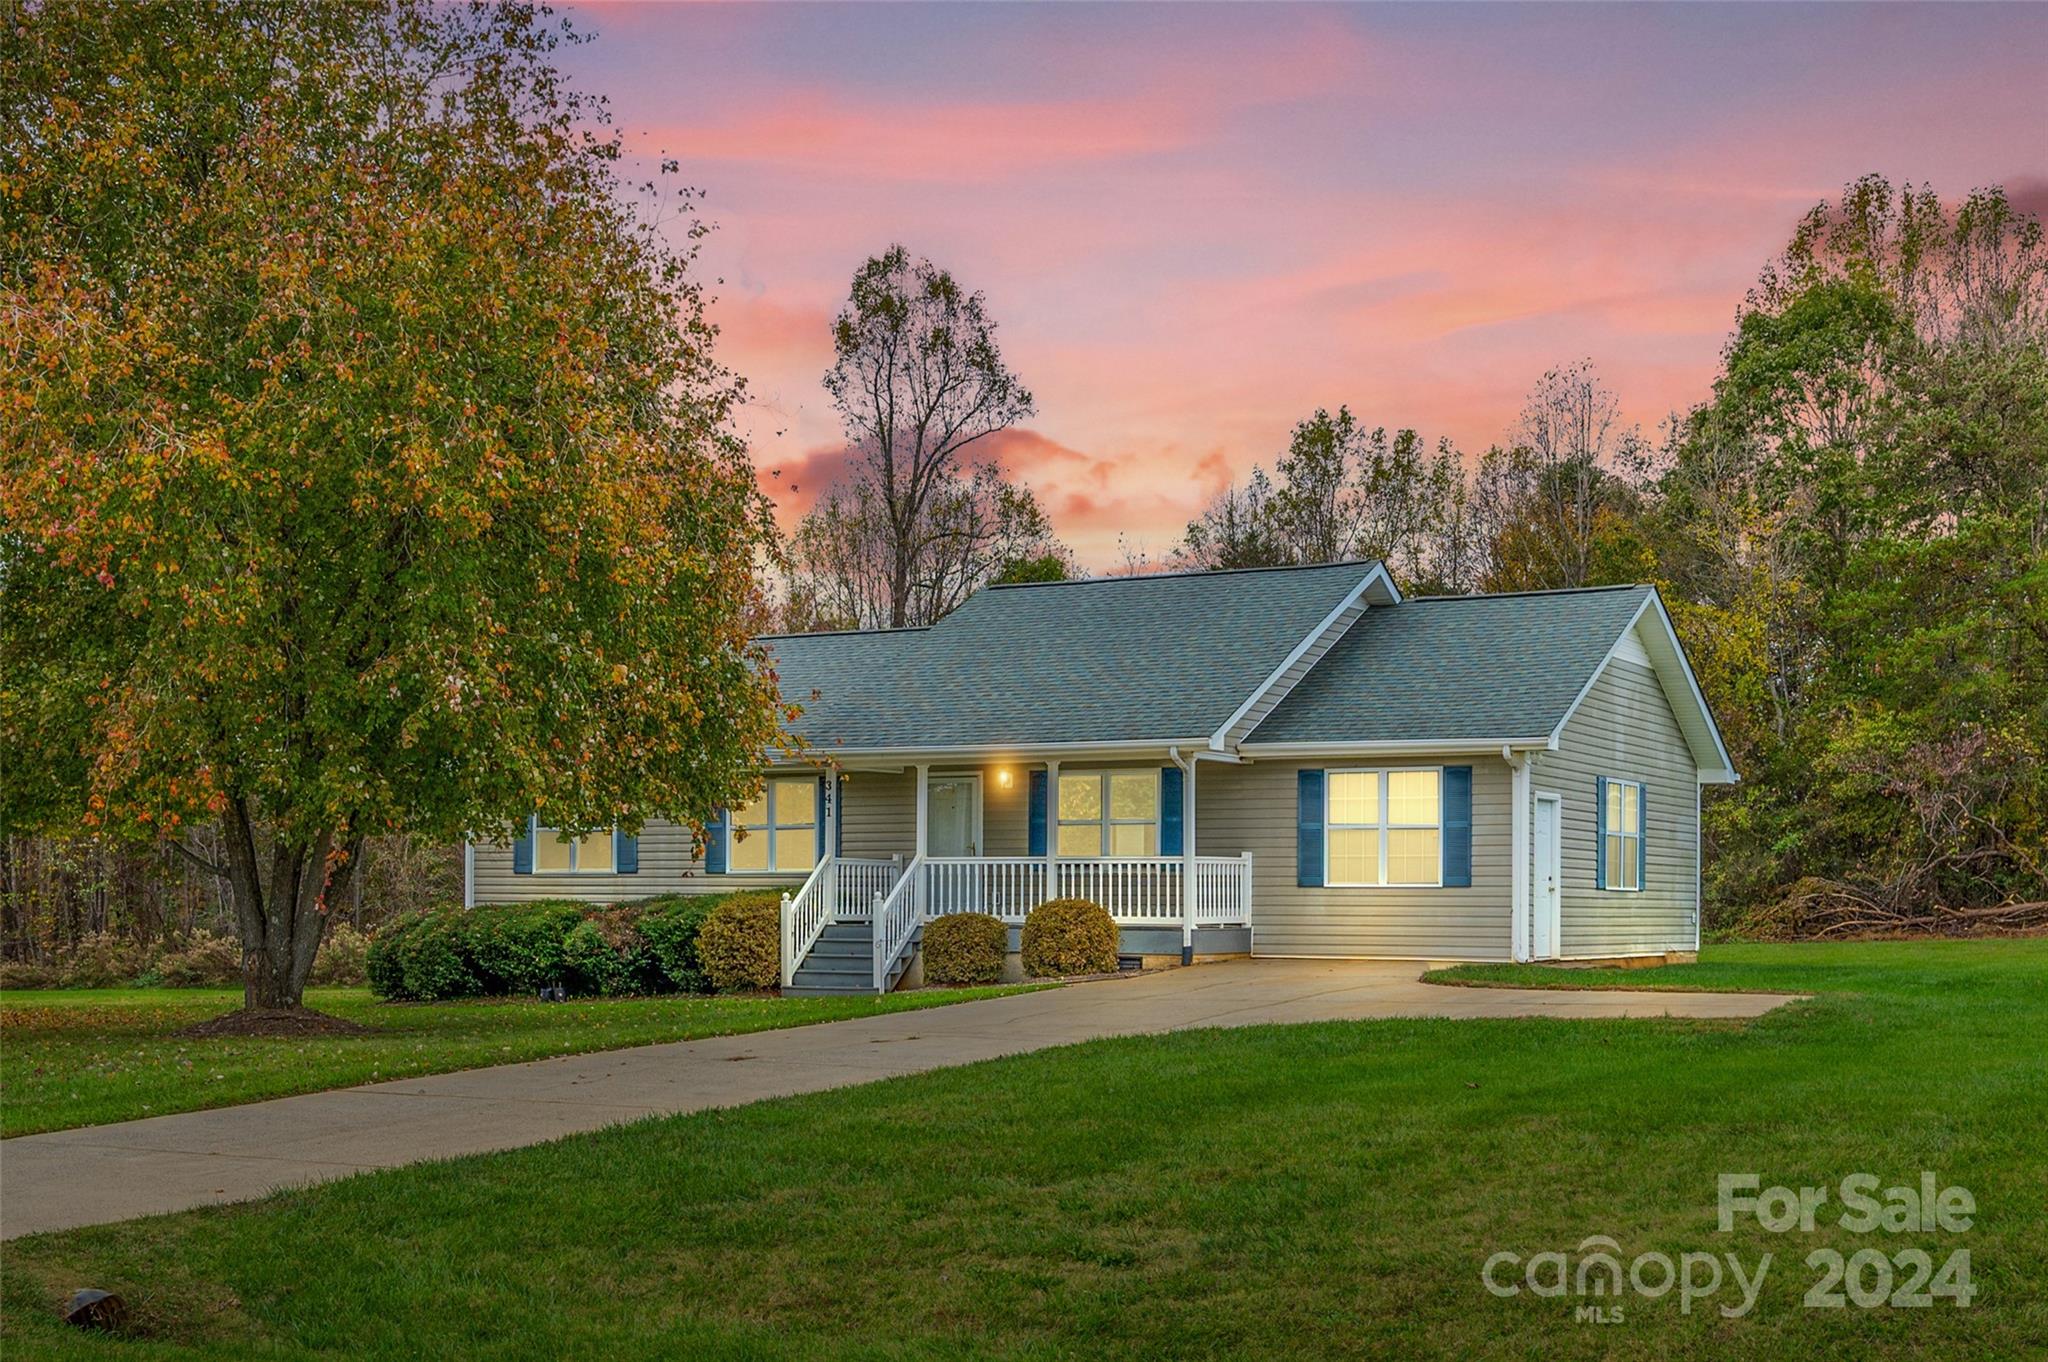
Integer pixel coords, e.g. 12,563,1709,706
0,984,1034,1138
4,940,2045,1359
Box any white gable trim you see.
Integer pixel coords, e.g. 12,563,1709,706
1208,562,1401,751
1552,590,1738,784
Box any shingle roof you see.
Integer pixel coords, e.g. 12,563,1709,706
1245,585,1653,744
762,561,1377,750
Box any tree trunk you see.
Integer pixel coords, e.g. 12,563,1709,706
219,799,356,1011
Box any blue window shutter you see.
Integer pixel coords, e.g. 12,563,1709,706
1027,770,1048,856
834,776,846,858
704,808,728,874
1637,782,1648,890
816,776,828,862
1441,766,1472,887
512,816,535,875
614,826,639,875
1595,776,1608,889
1297,769,1325,887
1160,766,1184,857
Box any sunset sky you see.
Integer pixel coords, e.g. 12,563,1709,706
558,2,2047,568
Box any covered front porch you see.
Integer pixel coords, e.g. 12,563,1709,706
776,754,1254,994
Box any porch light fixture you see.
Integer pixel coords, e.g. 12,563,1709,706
995,767,1013,789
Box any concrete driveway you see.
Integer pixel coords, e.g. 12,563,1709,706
0,959,1800,1239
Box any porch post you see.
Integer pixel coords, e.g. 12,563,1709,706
1180,757,1196,962
914,763,929,917
1043,758,1060,904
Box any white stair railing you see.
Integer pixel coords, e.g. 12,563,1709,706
779,855,836,989
870,854,925,992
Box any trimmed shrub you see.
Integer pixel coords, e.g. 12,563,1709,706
312,924,371,986
159,930,243,987
560,909,658,996
1020,898,1119,978
922,912,1008,985
399,914,481,1001
364,893,777,1001
640,895,717,994
696,891,783,993
464,901,582,994
364,914,417,997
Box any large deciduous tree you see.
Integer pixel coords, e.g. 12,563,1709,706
1657,175,2047,930
1,1,783,1014
793,246,1051,628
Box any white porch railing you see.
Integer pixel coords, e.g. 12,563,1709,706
1192,852,1255,927
870,854,925,991
922,856,1047,919
779,856,835,990
834,856,903,920
909,853,1252,926
786,852,1252,992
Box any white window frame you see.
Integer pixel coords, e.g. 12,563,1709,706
1601,777,1645,893
1056,769,1161,859
1325,767,1444,889
530,817,616,875
729,776,818,874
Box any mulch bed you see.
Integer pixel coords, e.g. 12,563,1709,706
183,1007,373,1039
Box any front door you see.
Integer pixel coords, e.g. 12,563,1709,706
927,776,980,857
926,775,982,913
1532,793,1563,959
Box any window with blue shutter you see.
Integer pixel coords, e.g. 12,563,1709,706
1160,766,1185,857
834,775,846,858
1027,770,1048,856
614,827,638,875
703,808,728,874
512,817,535,875
1441,766,1472,887
1297,769,1325,887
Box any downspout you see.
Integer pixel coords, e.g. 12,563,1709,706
1169,746,1196,965
1504,743,1531,963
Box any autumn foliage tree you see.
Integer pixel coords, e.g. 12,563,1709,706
1,2,783,1012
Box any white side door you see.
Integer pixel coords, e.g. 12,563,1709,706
1532,793,1563,960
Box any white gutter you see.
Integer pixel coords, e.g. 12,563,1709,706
1239,738,1552,759
766,737,1217,765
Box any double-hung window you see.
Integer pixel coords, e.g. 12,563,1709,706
1326,769,1442,887
1600,778,1644,891
1057,771,1159,857
730,777,818,874
533,820,615,874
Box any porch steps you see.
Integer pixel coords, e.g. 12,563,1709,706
782,919,916,997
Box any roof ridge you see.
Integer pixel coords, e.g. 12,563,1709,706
1406,583,1650,603
985,559,1383,590
757,625,933,640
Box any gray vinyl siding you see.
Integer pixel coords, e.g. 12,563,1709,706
468,818,801,905
840,770,914,859
1198,756,1514,960
1530,656,1699,956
